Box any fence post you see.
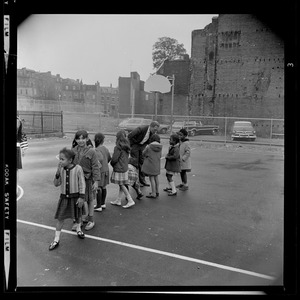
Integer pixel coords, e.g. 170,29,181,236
41,111,44,134
224,117,227,144
61,111,63,133
270,118,273,146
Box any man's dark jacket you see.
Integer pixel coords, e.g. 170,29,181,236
128,125,153,146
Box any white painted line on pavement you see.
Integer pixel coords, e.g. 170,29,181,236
17,218,275,281
17,185,24,201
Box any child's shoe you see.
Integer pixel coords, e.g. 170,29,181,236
136,192,144,199
123,199,135,208
176,183,184,188
85,221,95,231
179,185,189,191
110,199,122,206
163,187,172,192
168,191,177,196
101,204,106,209
94,206,102,212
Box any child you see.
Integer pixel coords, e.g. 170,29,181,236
141,134,162,198
94,132,112,211
164,134,181,196
49,148,86,250
72,130,100,231
177,128,191,191
17,116,28,189
110,130,135,209
126,157,144,200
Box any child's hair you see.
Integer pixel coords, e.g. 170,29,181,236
59,147,75,162
75,129,88,140
94,132,105,148
170,134,179,145
72,130,93,148
116,130,130,153
178,128,188,137
149,133,160,143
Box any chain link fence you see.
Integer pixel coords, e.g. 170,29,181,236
18,111,63,134
118,113,284,146
17,109,284,146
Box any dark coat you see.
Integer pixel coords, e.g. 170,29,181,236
164,144,181,173
110,145,129,173
128,125,153,146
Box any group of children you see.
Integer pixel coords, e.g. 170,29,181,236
49,128,191,251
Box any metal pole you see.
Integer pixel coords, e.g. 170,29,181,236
270,118,273,147
155,92,158,120
170,75,175,134
224,116,227,144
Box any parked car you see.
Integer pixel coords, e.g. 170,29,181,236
171,120,219,136
118,118,169,134
231,121,256,141
99,112,110,117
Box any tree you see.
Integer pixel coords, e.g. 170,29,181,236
152,37,187,70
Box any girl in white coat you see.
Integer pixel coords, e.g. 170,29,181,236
177,128,191,190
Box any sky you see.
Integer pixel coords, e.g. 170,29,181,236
17,14,218,87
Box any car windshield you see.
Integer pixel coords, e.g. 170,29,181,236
126,119,143,124
173,122,184,127
234,125,254,131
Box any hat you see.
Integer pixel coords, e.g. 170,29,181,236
178,128,188,136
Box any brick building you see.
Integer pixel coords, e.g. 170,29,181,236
17,68,119,115
190,14,284,118
118,72,153,116
100,85,119,117
156,54,190,117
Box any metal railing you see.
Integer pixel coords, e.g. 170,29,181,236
18,111,63,134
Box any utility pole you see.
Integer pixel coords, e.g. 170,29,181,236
167,75,175,134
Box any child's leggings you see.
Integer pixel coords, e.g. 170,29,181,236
180,170,187,184
166,173,173,182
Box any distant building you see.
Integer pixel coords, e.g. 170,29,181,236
17,68,119,115
156,54,190,117
118,72,153,116
100,85,119,117
190,14,284,118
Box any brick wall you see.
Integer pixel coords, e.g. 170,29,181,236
190,14,284,118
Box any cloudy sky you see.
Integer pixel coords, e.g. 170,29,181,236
17,14,218,87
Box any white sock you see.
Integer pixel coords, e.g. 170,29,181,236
76,223,81,232
169,181,176,193
54,230,61,242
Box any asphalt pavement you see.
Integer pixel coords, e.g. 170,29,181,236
16,135,284,290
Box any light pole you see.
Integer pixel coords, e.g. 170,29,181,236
167,75,175,134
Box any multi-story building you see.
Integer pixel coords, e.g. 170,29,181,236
190,14,284,118
118,72,153,116
100,85,119,117
17,68,118,115
156,54,190,116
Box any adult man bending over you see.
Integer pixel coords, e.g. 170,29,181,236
127,121,160,186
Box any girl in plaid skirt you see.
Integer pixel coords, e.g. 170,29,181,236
110,130,135,208
49,148,86,250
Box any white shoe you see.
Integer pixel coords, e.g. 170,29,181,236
94,206,102,212
101,204,106,209
123,200,135,209
85,221,95,231
110,199,121,206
